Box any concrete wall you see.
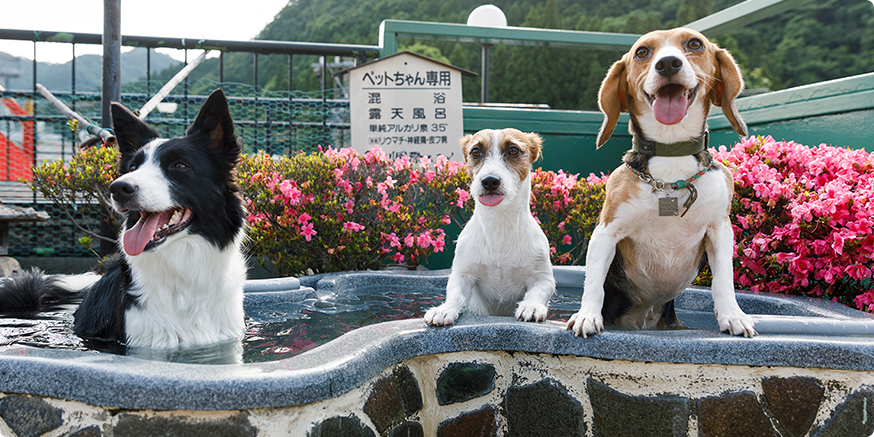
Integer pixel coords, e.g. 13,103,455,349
3,351,874,436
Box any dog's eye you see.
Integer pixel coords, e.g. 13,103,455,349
470,147,483,158
507,146,520,157
171,162,189,171
128,164,138,172
634,47,650,60
686,39,703,52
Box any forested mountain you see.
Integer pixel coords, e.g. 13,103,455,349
151,0,874,110
0,48,180,92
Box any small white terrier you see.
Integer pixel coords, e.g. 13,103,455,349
424,128,556,326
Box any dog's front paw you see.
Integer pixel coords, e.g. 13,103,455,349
565,310,604,338
424,305,460,327
515,301,548,322
716,310,757,337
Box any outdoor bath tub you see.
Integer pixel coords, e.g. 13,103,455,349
2,266,874,436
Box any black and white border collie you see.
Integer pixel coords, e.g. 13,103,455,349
0,89,248,349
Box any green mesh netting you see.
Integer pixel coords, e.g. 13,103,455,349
0,80,351,256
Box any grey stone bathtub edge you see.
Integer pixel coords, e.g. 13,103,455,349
3,316,874,411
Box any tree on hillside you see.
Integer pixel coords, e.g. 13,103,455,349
144,0,874,110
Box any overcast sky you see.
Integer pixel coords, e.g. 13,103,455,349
0,0,290,64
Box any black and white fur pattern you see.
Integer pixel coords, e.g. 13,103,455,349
0,89,247,349
424,128,555,326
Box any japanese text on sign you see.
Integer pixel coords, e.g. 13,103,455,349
350,52,464,161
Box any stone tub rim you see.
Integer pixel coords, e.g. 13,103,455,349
2,266,874,411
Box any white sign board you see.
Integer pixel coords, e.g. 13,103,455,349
350,52,464,161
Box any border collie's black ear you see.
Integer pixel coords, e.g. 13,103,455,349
187,88,242,164
111,102,159,155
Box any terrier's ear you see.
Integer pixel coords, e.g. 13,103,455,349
459,134,475,164
526,132,543,164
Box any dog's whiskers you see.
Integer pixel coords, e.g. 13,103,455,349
696,72,718,93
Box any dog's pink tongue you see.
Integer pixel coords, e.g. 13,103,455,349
123,212,161,257
653,85,688,125
478,195,504,207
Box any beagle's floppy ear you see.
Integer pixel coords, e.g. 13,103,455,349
526,132,544,164
710,48,748,137
596,56,630,148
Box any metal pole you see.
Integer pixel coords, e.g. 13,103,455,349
183,49,188,125
480,44,492,104
100,0,121,257
138,50,209,120
70,42,76,160
71,43,76,96
32,42,37,203
101,0,121,129
37,84,115,144
146,48,151,94
288,54,294,152
254,53,259,150
321,56,327,147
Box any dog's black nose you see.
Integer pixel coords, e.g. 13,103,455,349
110,180,138,203
655,56,683,78
481,176,501,191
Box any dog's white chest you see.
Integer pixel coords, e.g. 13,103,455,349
123,235,247,349
614,168,729,295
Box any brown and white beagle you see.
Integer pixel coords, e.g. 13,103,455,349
566,28,757,338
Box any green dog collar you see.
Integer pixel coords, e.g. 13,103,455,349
632,131,709,156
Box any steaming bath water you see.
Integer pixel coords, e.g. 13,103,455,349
4,267,872,365
0,283,595,364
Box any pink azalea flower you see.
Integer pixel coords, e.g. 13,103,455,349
417,232,433,249
455,188,469,207
343,221,365,233
432,235,445,252
300,222,316,242
385,233,401,249
278,180,302,205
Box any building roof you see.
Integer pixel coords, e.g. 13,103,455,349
337,50,478,78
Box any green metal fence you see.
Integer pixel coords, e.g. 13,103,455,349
0,29,379,258
3,0,874,263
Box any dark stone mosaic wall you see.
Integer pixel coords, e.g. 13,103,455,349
1,353,873,436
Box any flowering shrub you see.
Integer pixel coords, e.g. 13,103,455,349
36,137,874,313
30,144,607,275
239,146,607,275
238,147,469,276
711,136,874,311
29,144,120,251
531,170,606,264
